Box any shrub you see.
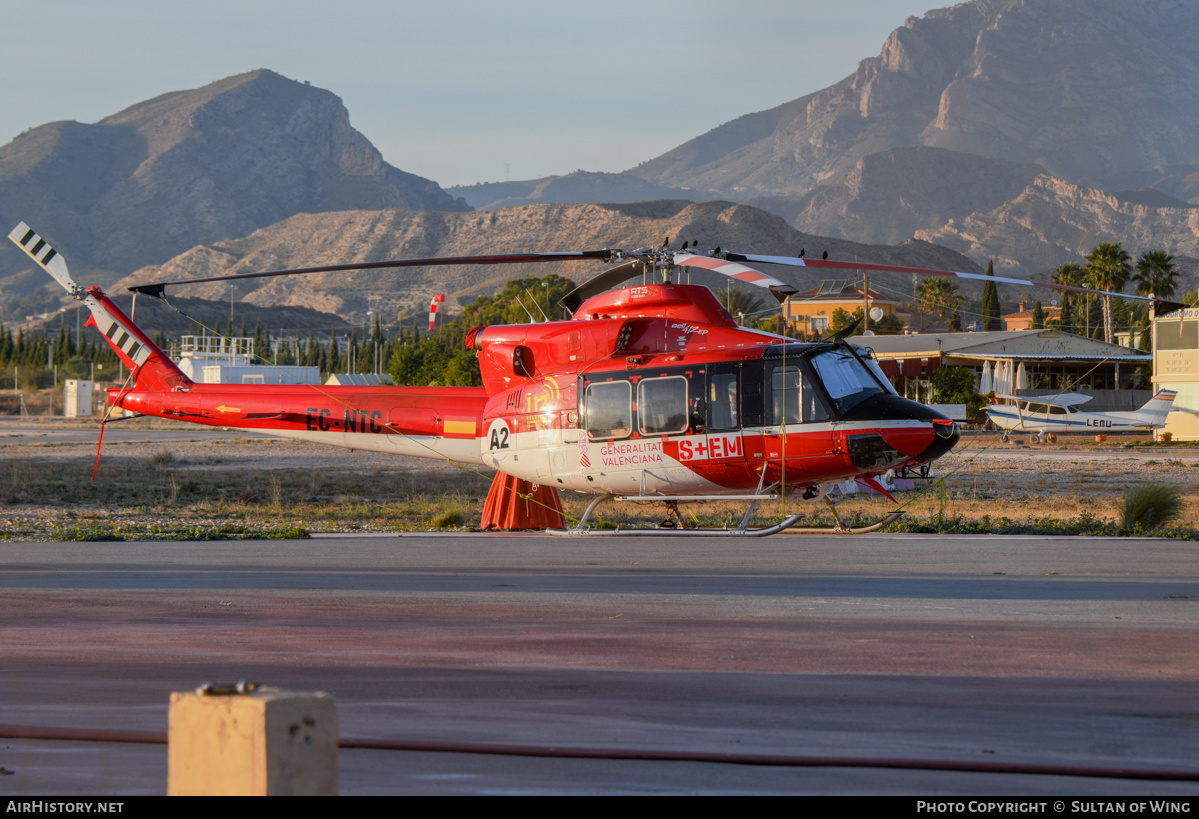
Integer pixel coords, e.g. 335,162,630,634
1120,484,1183,532
142,449,174,468
432,509,466,528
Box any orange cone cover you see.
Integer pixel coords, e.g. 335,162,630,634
481,472,567,530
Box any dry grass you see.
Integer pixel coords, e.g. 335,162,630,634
2,424,1198,539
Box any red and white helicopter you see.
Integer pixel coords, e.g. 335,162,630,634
10,221,1178,536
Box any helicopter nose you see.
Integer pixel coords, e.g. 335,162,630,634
839,394,961,464
918,419,960,461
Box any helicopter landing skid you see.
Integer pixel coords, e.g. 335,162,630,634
546,489,807,537
784,491,906,534
788,510,907,535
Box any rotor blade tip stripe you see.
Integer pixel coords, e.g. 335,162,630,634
730,271,773,284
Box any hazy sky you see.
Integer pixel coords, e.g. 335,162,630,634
5,0,938,188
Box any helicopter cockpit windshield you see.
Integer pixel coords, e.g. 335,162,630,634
810,347,895,415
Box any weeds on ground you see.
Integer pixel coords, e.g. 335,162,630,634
886,507,1199,540
6,455,1198,539
44,520,310,541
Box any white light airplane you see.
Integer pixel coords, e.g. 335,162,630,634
988,391,1177,441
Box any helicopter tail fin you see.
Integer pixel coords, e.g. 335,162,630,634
81,285,192,394
9,222,192,396
1135,390,1177,426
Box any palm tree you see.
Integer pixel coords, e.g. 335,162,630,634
1133,250,1179,301
718,288,768,326
916,278,964,329
1084,243,1131,343
1052,263,1086,334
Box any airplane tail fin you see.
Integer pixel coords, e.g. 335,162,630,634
9,222,192,397
1135,390,1177,426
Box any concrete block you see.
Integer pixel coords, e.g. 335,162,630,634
168,687,337,795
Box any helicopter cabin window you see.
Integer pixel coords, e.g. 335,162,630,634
638,376,689,436
585,381,632,440
708,372,739,430
810,349,887,415
769,365,828,425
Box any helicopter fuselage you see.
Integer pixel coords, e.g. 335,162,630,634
108,282,958,496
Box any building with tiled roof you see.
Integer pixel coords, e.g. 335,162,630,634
1002,301,1062,331
783,285,911,336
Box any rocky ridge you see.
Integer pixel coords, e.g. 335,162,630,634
0,69,467,315
476,0,1199,275
118,201,983,320
630,0,1199,196
917,175,1199,278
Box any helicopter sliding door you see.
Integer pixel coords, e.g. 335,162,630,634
761,358,836,483
707,366,740,431
690,362,750,471
576,368,729,494
575,375,654,494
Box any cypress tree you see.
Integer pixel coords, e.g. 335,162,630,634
327,328,341,374
1137,310,1152,352
981,260,1002,331
56,323,70,364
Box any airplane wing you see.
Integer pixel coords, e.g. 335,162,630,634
1032,393,1092,406
992,392,1092,406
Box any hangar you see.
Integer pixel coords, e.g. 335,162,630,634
856,329,1151,410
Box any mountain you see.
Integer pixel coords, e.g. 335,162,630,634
759,146,1045,246
117,201,984,321
459,0,1199,275
630,0,1199,196
627,0,1199,274
917,175,1199,277
0,69,468,320
448,171,704,210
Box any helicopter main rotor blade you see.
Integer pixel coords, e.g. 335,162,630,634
128,250,619,298
724,252,1185,313
672,253,797,303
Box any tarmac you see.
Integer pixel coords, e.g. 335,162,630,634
2,532,1197,795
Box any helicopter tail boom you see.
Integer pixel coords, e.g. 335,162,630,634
10,221,491,462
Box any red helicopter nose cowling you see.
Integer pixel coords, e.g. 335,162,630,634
876,426,936,458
